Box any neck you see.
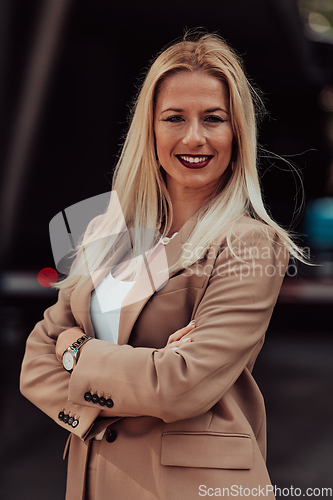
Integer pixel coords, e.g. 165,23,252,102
166,183,213,236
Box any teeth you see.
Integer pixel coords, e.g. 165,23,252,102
180,156,209,164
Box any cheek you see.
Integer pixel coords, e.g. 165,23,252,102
154,125,162,153
155,128,172,160
155,138,164,162
217,131,234,155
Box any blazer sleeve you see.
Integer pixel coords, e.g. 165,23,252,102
20,217,105,440
67,225,289,423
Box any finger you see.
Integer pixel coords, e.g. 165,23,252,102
55,345,63,363
166,321,195,344
165,338,192,351
167,325,194,344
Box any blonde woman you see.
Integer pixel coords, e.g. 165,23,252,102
20,33,304,500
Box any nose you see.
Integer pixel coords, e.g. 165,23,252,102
182,120,206,147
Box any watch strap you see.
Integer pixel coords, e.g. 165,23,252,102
69,334,93,352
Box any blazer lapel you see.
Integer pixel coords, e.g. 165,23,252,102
70,268,109,337
118,216,198,345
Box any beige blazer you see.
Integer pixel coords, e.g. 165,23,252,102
20,215,288,500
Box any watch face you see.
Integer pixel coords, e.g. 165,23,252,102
63,351,75,371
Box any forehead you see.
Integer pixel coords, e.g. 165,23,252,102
155,71,229,110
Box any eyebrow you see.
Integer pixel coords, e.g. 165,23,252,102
161,107,229,115
206,107,229,114
161,108,183,113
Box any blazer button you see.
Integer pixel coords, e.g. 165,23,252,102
105,398,114,408
98,397,106,406
106,429,117,443
68,416,74,426
58,411,64,421
63,414,69,424
72,419,79,428
84,391,92,402
91,394,99,404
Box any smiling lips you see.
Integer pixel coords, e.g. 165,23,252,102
176,154,213,169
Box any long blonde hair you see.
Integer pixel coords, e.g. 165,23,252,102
57,32,306,290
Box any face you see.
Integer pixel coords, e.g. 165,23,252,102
154,71,234,199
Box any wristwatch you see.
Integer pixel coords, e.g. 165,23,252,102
62,334,92,373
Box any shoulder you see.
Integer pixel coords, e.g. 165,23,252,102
232,215,274,238
215,215,280,247
82,214,107,242
213,215,289,267
86,213,107,232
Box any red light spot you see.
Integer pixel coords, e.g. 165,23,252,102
38,267,58,287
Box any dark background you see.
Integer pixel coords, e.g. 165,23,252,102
0,0,333,498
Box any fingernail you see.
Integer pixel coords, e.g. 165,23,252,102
181,337,191,342
171,347,178,351
188,320,195,326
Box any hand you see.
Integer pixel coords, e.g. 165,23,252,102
55,327,85,363
160,321,195,352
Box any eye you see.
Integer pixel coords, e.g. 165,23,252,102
205,115,226,123
163,115,184,123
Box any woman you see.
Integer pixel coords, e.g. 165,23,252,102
20,33,304,500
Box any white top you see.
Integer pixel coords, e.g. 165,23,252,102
90,272,135,344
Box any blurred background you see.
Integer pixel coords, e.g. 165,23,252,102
0,0,332,498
